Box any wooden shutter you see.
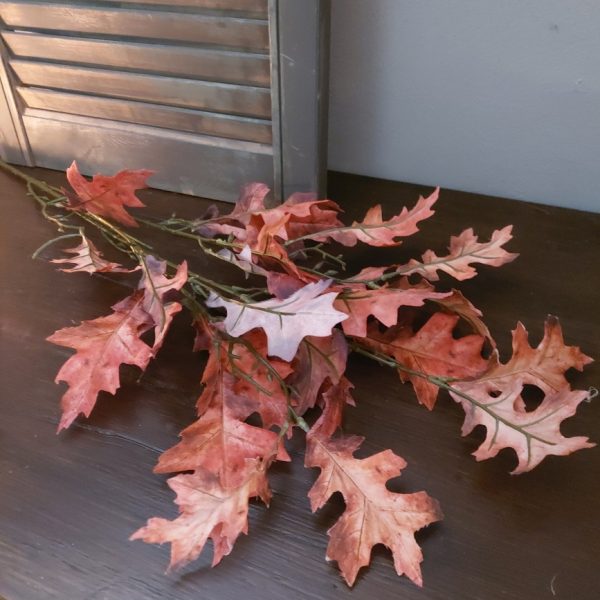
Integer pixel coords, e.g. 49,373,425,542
0,0,329,201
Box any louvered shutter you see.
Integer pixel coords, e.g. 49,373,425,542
0,0,329,201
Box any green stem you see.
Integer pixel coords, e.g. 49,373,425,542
31,232,82,259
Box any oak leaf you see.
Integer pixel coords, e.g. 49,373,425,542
399,226,517,281
51,233,135,274
155,343,288,486
48,257,187,429
335,279,451,338
304,188,439,247
450,317,594,473
227,332,294,431
288,330,349,415
363,312,489,409
431,289,495,347
47,292,154,431
131,461,271,570
139,256,188,353
206,279,348,361
65,161,153,227
306,432,442,587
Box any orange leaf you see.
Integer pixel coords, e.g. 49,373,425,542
363,312,489,409
399,226,518,281
65,161,153,227
131,461,271,570
306,433,442,587
51,232,136,274
451,317,594,473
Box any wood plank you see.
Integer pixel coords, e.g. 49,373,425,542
22,110,273,200
0,3,269,51
19,87,273,144
11,60,272,118
3,31,271,87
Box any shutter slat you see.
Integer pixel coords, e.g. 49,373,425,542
18,87,272,144
0,3,269,51
3,31,270,87
106,0,268,16
23,109,273,201
11,60,271,118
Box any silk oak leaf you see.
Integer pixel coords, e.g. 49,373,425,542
299,187,439,247
306,432,442,587
155,345,288,487
206,279,348,361
450,316,594,473
131,460,272,571
287,330,349,415
363,312,489,409
48,257,187,430
228,331,294,432
51,232,135,274
399,226,518,281
139,256,188,354
47,292,154,431
335,278,451,338
65,161,153,227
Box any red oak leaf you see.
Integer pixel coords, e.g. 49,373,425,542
303,187,439,247
450,317,594,473
228,331,294,431
311,377,355,438
155,345,288,486
363,312,489,409
431,289,495,347
306,432,442,587
131,460,272,570
230,182,271,219
287,330,349,415
206,279,348,361
51,233,135,274
139,256,188,353
194,183,270,239
48,257,187,429
335,278,451,338
47,292,154,431
398,226,518,281
65,161,153,227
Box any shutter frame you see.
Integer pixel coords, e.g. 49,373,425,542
0,0,330,202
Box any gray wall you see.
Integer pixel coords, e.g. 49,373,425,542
328,0,600,212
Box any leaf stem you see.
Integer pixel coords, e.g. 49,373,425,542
31,232,82,259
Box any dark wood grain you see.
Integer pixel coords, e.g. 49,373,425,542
0,168,598,600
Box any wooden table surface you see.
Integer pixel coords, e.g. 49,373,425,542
1,168,598,600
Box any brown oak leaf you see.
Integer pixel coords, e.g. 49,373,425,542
228,331,294,431
335,278,451,338
65,161,153,227
450,317,594,473
206,279,348,361
155,344,288,487
48,258,187,429
47,292,154,431
131,460,272,570
304,187,439,247
398,226,518,281
362,312,489,409
287,330,349,415
306,432,442,587
51,233,135,274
